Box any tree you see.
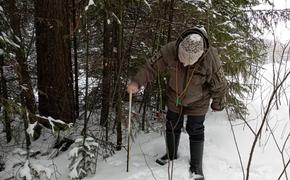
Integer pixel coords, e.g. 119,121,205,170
35,0,75,125
113,0,124,151
134,0,268,118
100,0,113,141
0,40,10,143
0,3,16,143
6,0,36,116
72,0,80,118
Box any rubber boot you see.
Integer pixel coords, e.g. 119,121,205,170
156,132,180,166
189,141,204,180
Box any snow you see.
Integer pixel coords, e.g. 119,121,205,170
112,13,121,25
68,137,98,179
131,55,137,59
19,160,52,180
183,0,206,4
19,160,32,180
0,32,20,48
88,0,95,6
84,62,290,180
85,0,96,11
35,115,72,133
13,148,29,156
253,1,290,44
20,84,29,91
26,122,38,137
82,115,236,180
0,62,289,180
229,33,241,39
142,0,152,11
91,47,100,52
84,138,98,151
218,21,236,29
31,163,52,179
191,173,204,179
69,146,80,158
113,47,117,53
69,158,81,179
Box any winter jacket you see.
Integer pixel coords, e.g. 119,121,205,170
132,28,227,115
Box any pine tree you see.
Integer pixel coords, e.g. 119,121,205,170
139,0,267,117
35,0,75,125
0,3,18,143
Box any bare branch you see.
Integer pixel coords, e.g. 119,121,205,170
246,70,290,180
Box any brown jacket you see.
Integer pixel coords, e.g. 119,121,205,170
132,41,227,116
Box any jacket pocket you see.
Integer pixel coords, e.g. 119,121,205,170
184,71,207,104
188,75,203,98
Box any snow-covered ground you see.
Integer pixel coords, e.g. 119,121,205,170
86,113,288,180
86,62,290,180
1,62,289,180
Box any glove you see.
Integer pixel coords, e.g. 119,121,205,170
211,98,225,111
127,81,139,94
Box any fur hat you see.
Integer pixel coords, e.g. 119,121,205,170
178,33,205,66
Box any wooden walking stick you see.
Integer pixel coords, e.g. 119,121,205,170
127,90,133,172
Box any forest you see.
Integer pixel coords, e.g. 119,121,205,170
0,0,290,179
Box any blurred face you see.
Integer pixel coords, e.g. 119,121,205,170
178,34,204,66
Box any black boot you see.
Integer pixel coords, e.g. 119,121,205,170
156,132,180,166
189,141,204,180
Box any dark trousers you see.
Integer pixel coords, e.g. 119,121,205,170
166,109,205,142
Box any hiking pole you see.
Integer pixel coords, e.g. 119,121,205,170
127,90,133,172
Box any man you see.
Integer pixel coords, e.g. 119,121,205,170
127,27,227,179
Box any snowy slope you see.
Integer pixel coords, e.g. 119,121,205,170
85,113,288,180
0,62,289,180
85,112,240,180
84,62,290,180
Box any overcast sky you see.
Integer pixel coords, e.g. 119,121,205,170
255,0,290,43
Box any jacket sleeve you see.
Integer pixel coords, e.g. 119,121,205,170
131,51,168,87
207,48,227,111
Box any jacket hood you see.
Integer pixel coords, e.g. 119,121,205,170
176,27,209,59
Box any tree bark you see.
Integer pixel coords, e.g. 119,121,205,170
35,0,75,125
114,0,124,151
83,13,89,144
100,0,113,142
72,0,79,118
142,90,149,131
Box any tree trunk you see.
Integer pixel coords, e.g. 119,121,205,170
83,13,89,143
35,0,75,125
0,48,11,143
72,0,79,118
116,93,122,151
114,0,124,151
141,90,149,131
22,107,31,148
167,0,175,43
100,0,113,141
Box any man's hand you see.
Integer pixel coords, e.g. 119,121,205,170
127,81,139,94
211,102,224,112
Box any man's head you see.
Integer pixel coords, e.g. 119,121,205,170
177,27,208,66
